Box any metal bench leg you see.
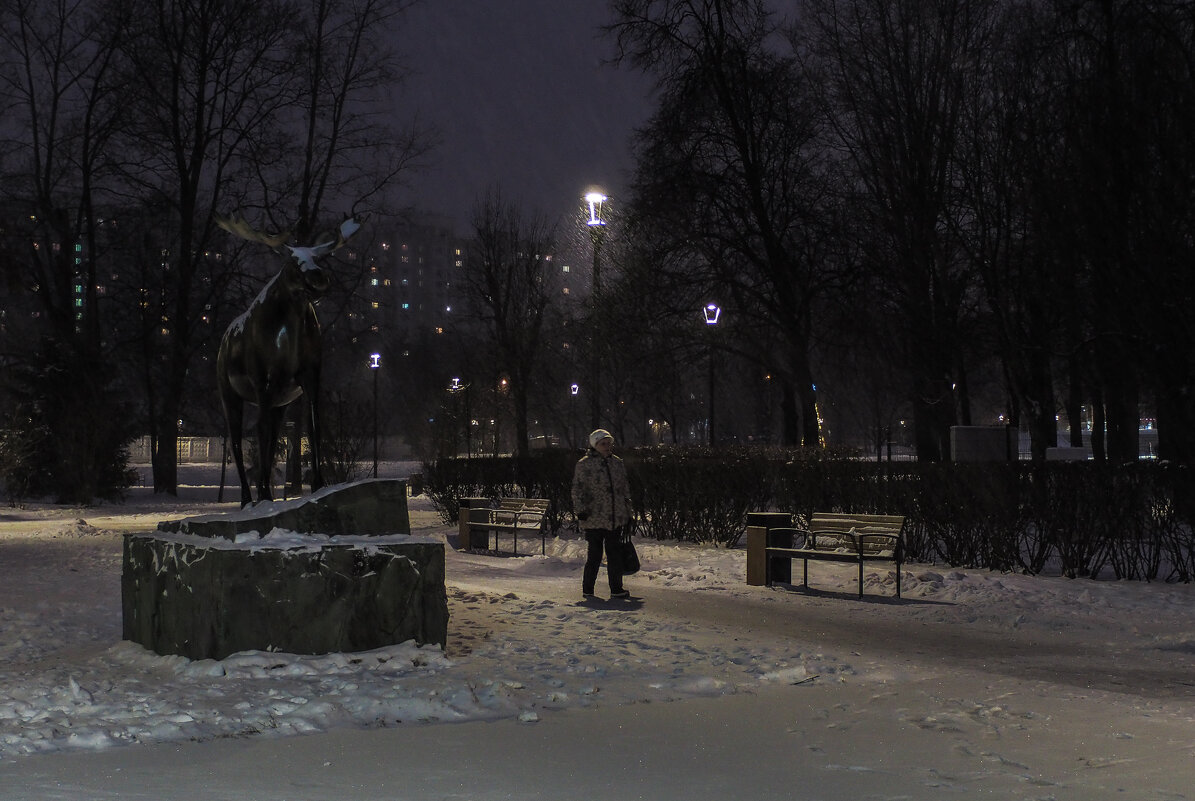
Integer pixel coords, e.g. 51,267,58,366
802,558,808,589
858,558,864,598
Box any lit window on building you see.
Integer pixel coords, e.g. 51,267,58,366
371,301,379,309
371,278,379,286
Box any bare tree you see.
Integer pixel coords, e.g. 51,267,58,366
608,0,834,447
464,188,561,458
0,0,138,501
260,0,432,489
801,0,998,461
116,0,298,494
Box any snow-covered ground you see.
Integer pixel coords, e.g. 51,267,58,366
2,462,1194,799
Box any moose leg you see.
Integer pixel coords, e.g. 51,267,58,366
307,394,324,492
301,370,324,492
256,404,283,503
220,387,254,508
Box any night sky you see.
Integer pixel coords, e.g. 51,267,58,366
397,0,655,231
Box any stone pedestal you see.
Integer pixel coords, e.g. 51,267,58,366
123,480,444,660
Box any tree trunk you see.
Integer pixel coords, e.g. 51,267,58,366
514,388,530,459
912,375,954,463
780,381,800,447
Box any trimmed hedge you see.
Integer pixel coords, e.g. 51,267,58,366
423,448,1195,581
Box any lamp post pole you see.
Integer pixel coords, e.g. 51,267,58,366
570,383,580,449
369,353,380,477
450,377,472,459
585,191,606,430
703,303,721,446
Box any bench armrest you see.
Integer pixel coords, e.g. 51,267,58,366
765,527,810,549
514,510,545,528
827,528,902,556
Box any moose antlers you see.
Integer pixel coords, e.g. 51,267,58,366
213,212,293,249
215,211,365,272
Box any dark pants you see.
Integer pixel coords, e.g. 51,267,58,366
582,528,624,594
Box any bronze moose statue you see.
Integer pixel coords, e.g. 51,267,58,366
215,212,362,507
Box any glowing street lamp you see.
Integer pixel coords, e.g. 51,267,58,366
585,192,607,227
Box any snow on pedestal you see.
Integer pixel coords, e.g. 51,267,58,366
157,478,411,539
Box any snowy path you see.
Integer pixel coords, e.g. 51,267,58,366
2,487,1195,798
5,663,1193,800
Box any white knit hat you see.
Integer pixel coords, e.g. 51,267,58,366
589,429,613,448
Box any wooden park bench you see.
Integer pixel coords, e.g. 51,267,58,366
458,497,550,555
746,511,906,598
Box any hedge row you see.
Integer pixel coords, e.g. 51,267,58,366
422,448,1195,582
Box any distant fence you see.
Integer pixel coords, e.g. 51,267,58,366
128,435,412,464
129,436,223,464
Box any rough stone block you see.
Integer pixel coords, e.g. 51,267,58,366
122,531,448,660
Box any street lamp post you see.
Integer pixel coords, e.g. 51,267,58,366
703,303,721,446
369,353,380,477
570,382,580,448
449,377,472,458
585,190,606,430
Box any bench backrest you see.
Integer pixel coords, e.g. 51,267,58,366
497,498,549,512
808,512,905,554
468,498,548,528
809,512,904,532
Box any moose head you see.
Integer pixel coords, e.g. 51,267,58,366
214,213,361,296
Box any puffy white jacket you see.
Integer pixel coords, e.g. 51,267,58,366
571,449,632,531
